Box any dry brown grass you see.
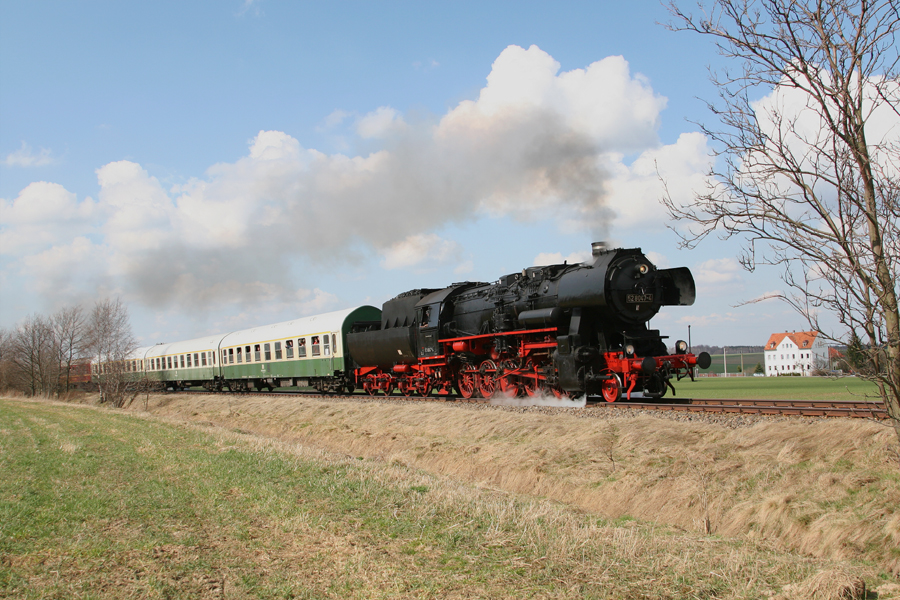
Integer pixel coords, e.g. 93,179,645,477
95,393,900,574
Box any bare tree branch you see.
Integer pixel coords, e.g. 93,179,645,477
664,0,900,444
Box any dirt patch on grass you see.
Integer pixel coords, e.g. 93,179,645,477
108,393,900,573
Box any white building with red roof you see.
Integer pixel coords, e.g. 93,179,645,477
764,331,829,376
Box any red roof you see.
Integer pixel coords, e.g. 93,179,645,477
765,331,819,350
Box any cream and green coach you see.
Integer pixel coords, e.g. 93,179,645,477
114,306,381,393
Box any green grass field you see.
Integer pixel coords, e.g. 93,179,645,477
701,352,766,374
673,374,882,401
2,398,888,599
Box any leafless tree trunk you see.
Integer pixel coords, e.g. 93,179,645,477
52,305,87,396
0,327,17,393
664,0,900,444
12,314,60,397
86,298,137,408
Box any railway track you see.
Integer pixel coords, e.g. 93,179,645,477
173,389,889,419
588,397,889,419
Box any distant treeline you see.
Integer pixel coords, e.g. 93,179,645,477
688,344,764,355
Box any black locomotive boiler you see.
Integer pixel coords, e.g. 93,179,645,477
347,242,711,401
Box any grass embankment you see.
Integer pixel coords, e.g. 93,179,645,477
133,393,899,575
676,376,883,401
1,398,879,600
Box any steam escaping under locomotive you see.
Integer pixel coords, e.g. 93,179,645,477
348,242,711,401
99,242,710,401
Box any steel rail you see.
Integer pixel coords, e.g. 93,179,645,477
167,388,888,418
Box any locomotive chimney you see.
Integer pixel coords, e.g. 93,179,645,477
591,241,606,256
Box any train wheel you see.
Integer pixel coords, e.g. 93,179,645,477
643,373,667,399
601,375,622,402
416,376,432,397
398,378,413,396
544,385,568,399
498,359,521,397
522,360,540,397
457,371,477,399
363,378,376,396
478,360,497,398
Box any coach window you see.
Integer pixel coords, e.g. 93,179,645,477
243,346,250,362
298,338,307,357
312,336,321,356
275,341,282,360
193,353,198,366
323,335,330,356
254,344,261,362
222,350,227,364
236,347,243,363
201,352,207,367
187,354,192,368
332,334,337,355
264,343,271,361
227,348,233,364
286,339,294,359
167,356,172,369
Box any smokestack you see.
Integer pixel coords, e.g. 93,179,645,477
591,241,606,256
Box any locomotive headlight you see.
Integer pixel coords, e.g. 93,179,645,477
624,344,635,357
676,340,688,354
638,264,649,275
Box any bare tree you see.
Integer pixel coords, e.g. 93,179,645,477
663,0,900,443
12,314,60,397
0,327,17,393
52,305,87,396
86,298,137,407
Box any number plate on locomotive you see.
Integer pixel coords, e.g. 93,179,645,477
627,294,653,303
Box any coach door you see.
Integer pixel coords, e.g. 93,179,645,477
417,303,440,358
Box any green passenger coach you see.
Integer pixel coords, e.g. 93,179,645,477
102,305,382,393
216,306,380,393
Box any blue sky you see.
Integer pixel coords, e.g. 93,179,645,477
1,0,817,347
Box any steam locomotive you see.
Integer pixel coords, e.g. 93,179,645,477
348,242,710,401
102,243,709,401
